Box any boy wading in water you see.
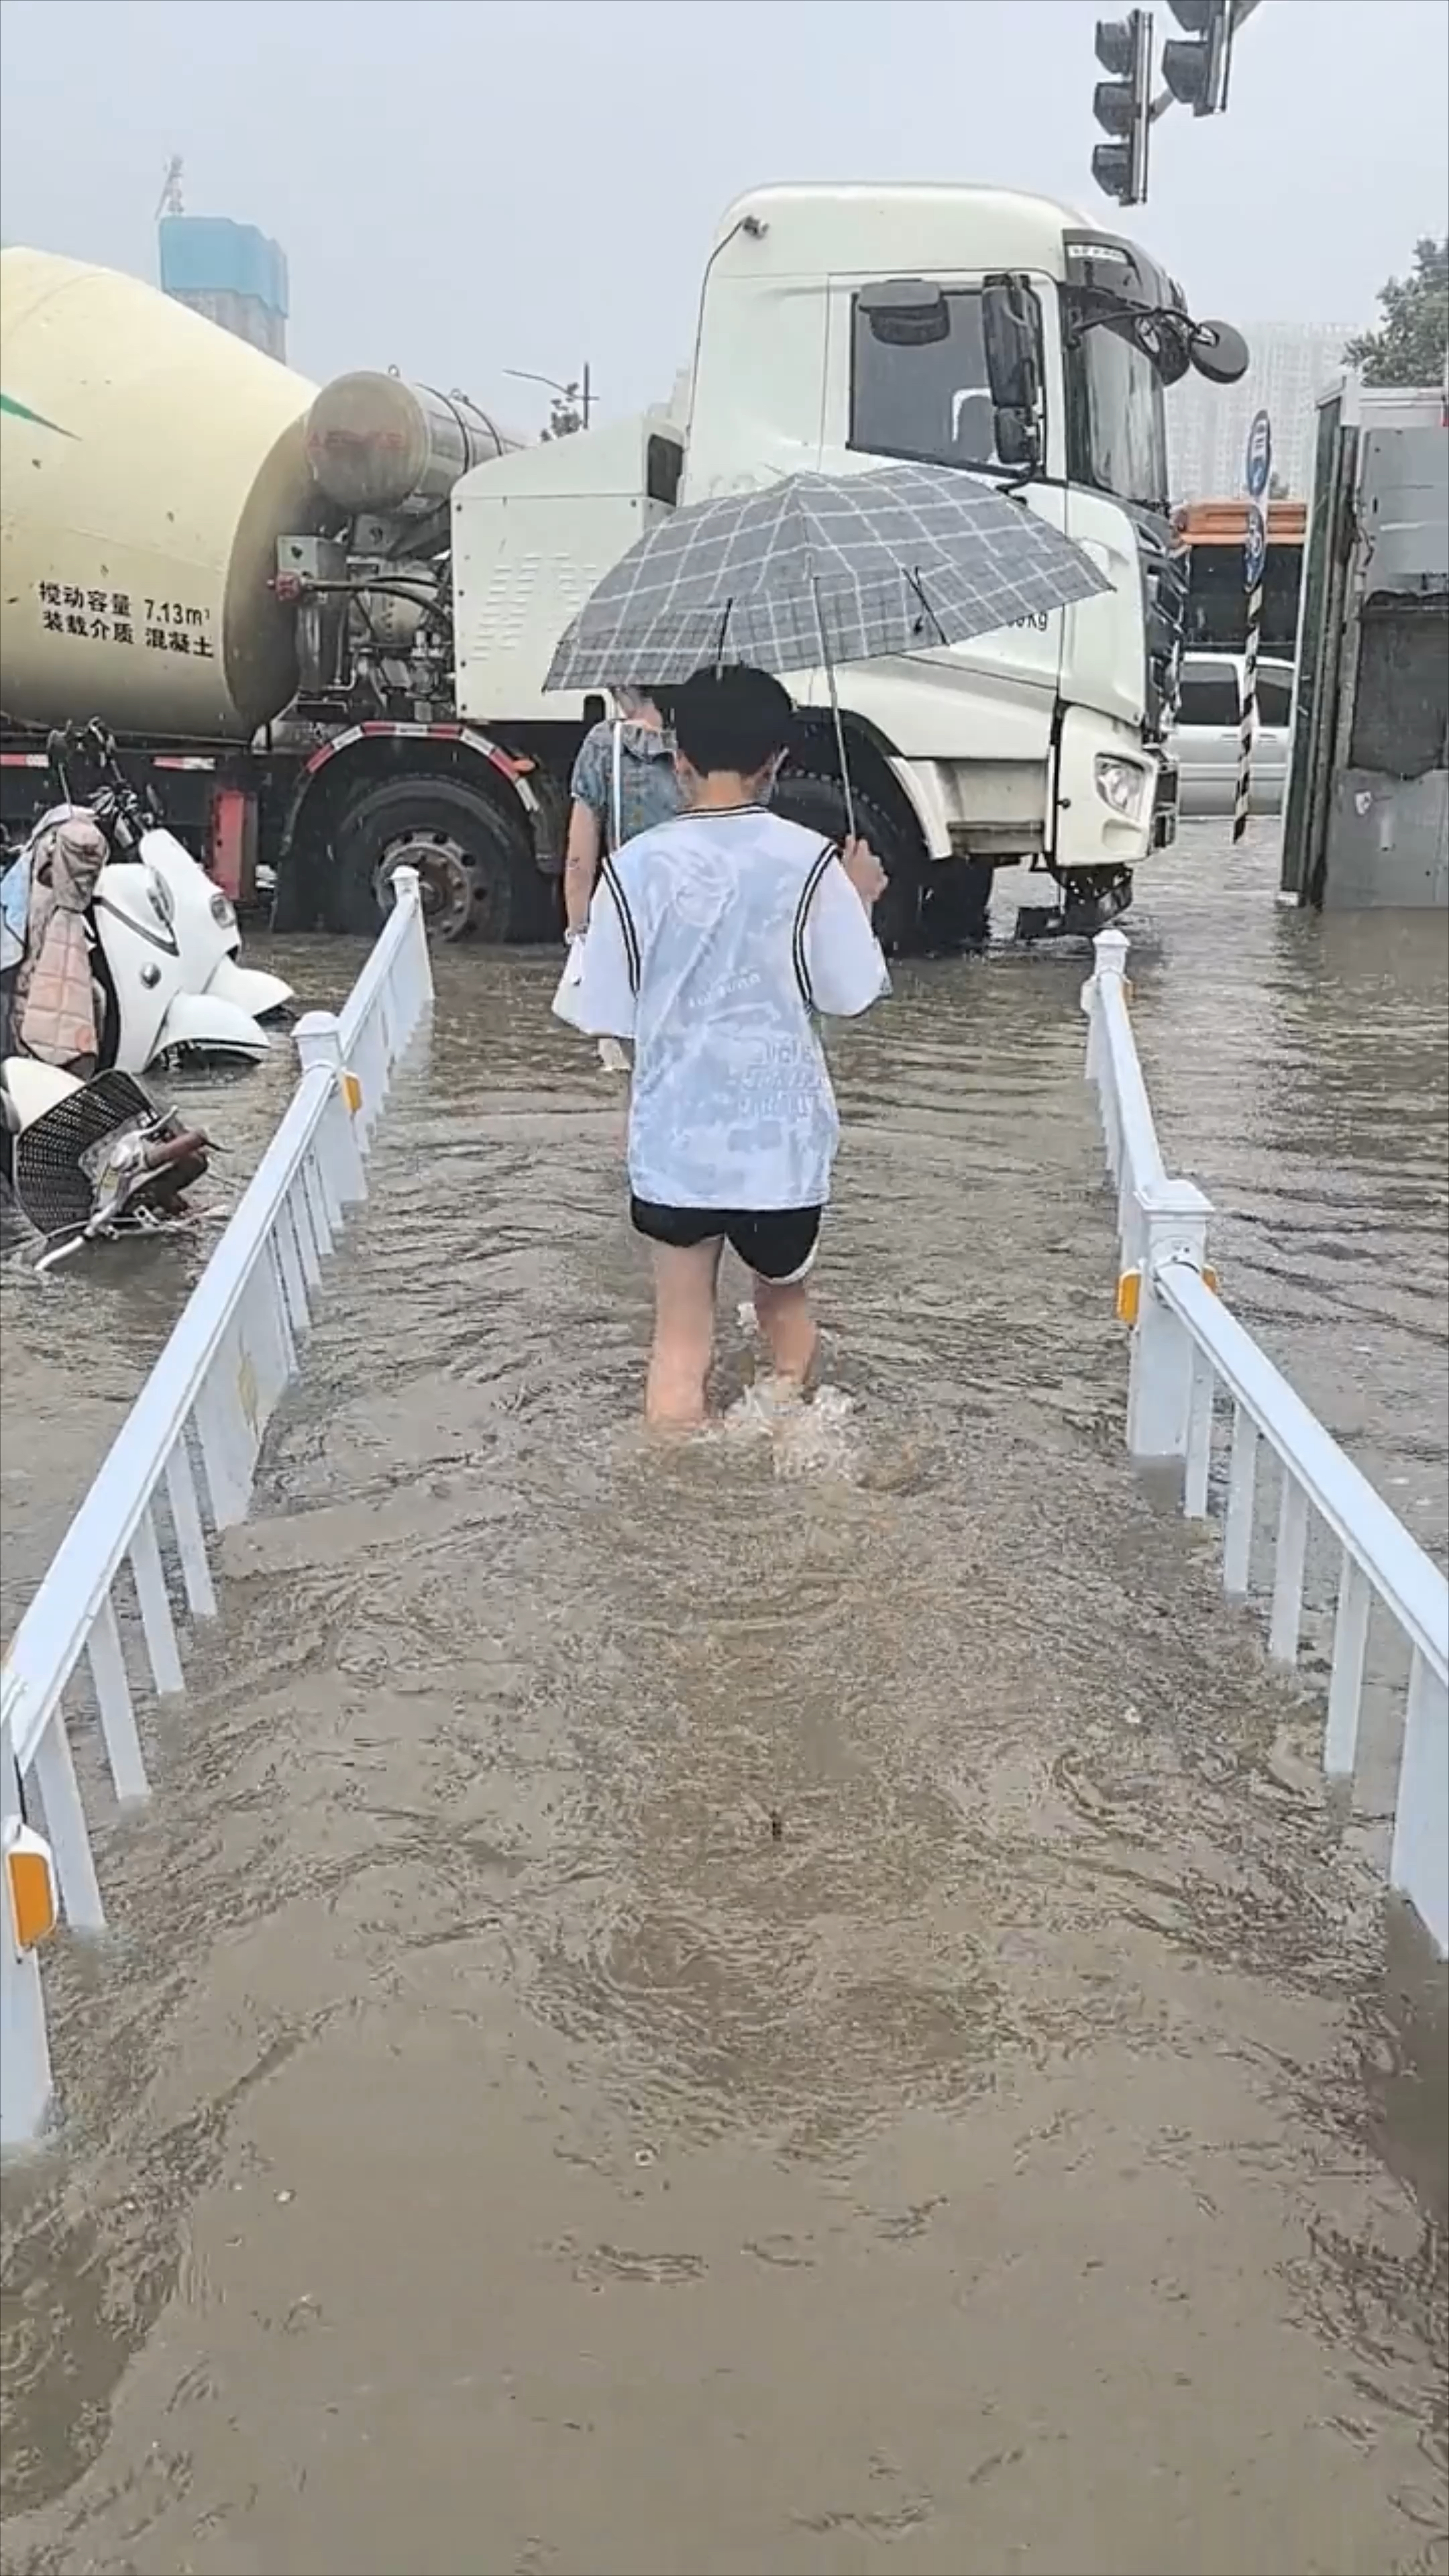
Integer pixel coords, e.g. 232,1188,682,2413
566,665,890,1428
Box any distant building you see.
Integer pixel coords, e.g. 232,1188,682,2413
1168,321,1358,501
158,215,288,362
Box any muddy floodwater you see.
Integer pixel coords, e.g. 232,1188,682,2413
1,823,1446,2576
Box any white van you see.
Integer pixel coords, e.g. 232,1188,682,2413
1172,652,1295,818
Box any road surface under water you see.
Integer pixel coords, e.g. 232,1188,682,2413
1,824,1446,2576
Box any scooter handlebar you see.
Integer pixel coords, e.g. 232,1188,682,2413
141,1126,209,1173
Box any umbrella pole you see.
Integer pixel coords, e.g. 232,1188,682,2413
810,574,856,843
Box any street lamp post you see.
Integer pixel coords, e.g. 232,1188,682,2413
503,363,594,431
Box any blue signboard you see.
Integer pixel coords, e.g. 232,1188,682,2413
1243,409,1273,504
1243,500,1267,594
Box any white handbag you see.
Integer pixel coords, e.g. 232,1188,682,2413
551,721,625,1035
551,934,587,1024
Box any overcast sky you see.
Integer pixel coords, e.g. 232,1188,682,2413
1,0,1444,427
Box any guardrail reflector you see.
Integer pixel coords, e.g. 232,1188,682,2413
5,1828,58,1951
341,1071,364,1116
1116,1268,1142,1326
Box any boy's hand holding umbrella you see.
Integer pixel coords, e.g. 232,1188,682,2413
841,835,888,912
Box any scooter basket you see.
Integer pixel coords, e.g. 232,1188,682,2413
11,1069,160,1238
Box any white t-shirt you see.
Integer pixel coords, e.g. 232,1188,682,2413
559,804,888,1210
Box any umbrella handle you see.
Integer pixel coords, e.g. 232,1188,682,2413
810,575,857,844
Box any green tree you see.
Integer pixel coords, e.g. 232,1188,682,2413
539,385,585,440
1344,235,1448,386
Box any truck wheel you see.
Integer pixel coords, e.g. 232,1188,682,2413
769,770,924,954
331,779,529,943
508,860,564,945
919,854,994,953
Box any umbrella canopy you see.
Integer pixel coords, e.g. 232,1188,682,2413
544,461,1111,692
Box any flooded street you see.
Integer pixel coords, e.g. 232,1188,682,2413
1,822,1445,2576
1128,832,1449,1576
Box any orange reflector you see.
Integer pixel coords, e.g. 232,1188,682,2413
1203,1266,1219,1294
341,1071,363,1115
6,1830,57,1950
1116,1267,1142,1326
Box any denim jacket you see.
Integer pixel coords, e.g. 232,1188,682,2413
569,719,683,852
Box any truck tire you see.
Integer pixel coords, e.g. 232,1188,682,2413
769,770,924,954
329,778,532,943
919,853,994,953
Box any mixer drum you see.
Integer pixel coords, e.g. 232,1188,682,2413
0,246,322,740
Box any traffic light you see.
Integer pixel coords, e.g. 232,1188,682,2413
1162,0,1234,114
1092,11,1153,207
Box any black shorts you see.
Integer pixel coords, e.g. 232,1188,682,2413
630,1197,822,1284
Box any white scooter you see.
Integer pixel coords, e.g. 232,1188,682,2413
143,823,294,1032
3,812,272,1073
38,720,293,1067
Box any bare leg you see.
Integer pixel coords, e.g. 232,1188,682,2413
751,1273,818,1387
646,1239,722,1428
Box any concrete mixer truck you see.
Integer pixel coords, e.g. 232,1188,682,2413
1,191,1247,949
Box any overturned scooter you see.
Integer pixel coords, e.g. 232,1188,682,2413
1,1055,212,1272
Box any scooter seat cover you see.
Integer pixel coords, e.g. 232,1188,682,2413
15,814,107,1069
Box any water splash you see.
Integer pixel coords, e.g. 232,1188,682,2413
718,1374,861,1480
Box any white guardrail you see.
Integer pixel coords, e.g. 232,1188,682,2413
1,870,433,2146
1083,928,1449,1960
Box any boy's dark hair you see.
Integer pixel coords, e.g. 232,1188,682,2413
672,665,794,777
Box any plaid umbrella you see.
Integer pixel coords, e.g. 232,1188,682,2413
544,461,1110,694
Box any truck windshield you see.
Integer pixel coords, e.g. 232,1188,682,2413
1061,302,1170,516
850,288,1020,474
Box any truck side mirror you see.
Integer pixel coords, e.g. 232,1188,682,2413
994,409,1038,470
1132,311,1193,387
859,278,951,347
1188,320,1250,386
981,276,1043,472
981,276,1040,413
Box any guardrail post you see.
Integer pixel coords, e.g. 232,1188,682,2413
294,1012,368,1208
1390,1655,1448,1955
392,863,435,1015
1127,1181,1214,1463
1081,927,1128,1095
1,1723,54,2149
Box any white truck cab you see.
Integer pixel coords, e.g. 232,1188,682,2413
455,181,1246,946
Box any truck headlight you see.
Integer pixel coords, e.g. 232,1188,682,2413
1094,755,1148,818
